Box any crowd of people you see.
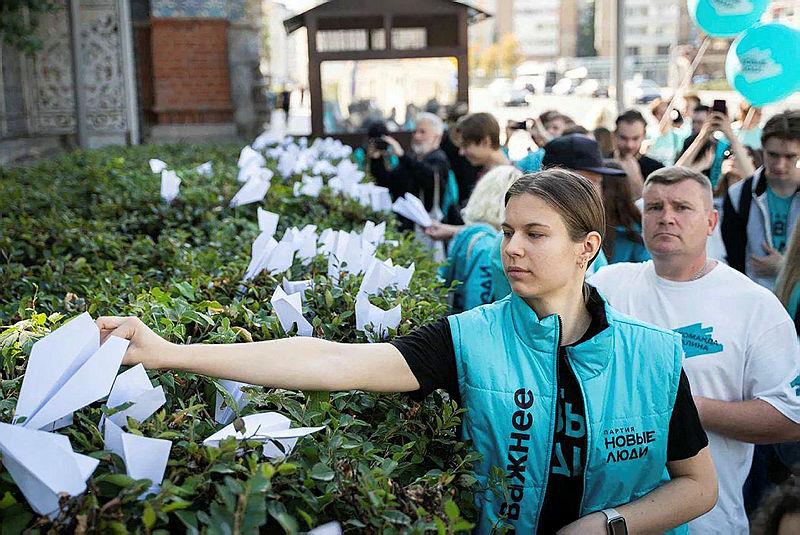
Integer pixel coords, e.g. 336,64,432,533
97,98,799,533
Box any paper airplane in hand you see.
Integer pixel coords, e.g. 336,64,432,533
103,419,171,498
214,379,251,425
105,364,166,428
13,312,128,431
203,412,323,459
355,293,402,342
271,286,313,337
160,170,181,204
149,159,167,173
0,422,99,516
392,193,433,228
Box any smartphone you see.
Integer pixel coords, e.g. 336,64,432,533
712,99,728,116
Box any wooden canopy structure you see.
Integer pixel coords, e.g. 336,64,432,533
284,0,490,146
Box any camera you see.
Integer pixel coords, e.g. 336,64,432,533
371,138,389,151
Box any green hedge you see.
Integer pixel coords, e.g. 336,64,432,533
0,144,489,533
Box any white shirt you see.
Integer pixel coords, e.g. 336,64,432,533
589,261,800,535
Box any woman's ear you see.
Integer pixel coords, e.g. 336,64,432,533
579,231,603,266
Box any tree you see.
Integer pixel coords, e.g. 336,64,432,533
577,0,597,57
497,34,522,77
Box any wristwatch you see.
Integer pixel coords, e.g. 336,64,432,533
602,508,628,535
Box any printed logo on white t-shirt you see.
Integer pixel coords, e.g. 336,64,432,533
791,375,800,396
674,323,724,358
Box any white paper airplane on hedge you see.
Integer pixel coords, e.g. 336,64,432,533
355,293,401,342
214,379,251,425
0,422,99,516
282,278,313,297
257,208,279,236
149,159,168,173
237,146,266,173
392,193,432,228
194,161,213,177
105,364,166,428
13,312,128,431
281,225,318,264
103,419,171,497
359,258,415,296
230,173,272,207
243,232,296,280
271,286,313,337
293,174,324,198
203,412,323,459
160,170,181,204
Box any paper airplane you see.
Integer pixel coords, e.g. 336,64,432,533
281,226,318,264
367,185,393,213
359,258,415,295
361,221,387,246
160,170,181,204
282,278,313,297
13,313,128,431
105,364,166,428
271,286,313,337
0,423,99,516
265,240,296,275
238,145,266,171
230,175,271,207
312,160,337,176
293,175,324,198
243,233,277,281
327,231,376,283
203,412,324,459
195,161,213,177
309,522,343,535
355,293,402,342
392,193,432,227
214,379,251,425
252,130,281,150
149,159,167,173
257,208,280,236
103,420,171,497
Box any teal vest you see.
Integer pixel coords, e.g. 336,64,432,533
448,293,686,533
440,224,497,313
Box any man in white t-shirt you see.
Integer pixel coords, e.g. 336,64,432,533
590,166,800,534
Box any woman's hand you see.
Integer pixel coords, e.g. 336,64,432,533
96,316,175,369
424,222,462,241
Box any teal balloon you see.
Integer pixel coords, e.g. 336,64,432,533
688,0,769,37
726,23,800,107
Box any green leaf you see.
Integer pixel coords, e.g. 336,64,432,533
310,462,335,482
143,502,157,529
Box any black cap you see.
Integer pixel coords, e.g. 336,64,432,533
542,134,626,175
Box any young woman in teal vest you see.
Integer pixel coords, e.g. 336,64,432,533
98,170,717,534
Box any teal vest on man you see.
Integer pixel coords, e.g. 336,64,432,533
439,224,497,313
448,292,686,533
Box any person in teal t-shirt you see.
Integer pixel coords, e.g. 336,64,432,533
776,223,800,333
767,187,794,253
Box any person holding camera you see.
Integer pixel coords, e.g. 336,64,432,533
368,112,450,231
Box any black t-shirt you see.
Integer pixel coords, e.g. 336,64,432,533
390,290,708,532
638,155,665,181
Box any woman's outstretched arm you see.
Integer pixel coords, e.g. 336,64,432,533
97,316,421,393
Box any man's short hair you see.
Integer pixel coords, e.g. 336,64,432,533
456,112,500,149
644,166,713,206
694,105,710,114
615,109,647,129
539,110,562,125
415,111,444,135
761,110,800,147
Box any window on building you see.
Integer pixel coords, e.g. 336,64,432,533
657,45,671,55
391,27,427,50
317,29,368,52
626,46,641,56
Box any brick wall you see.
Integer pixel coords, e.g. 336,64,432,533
150,19,233,124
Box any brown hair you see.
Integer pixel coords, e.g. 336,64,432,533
644,166,713,205
776,224,800,310
761,110,800,147
751,476,800,535
600,160,644,260
455,112,500,149
504,169,606,265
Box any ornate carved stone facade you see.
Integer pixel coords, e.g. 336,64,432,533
0,0,137,146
